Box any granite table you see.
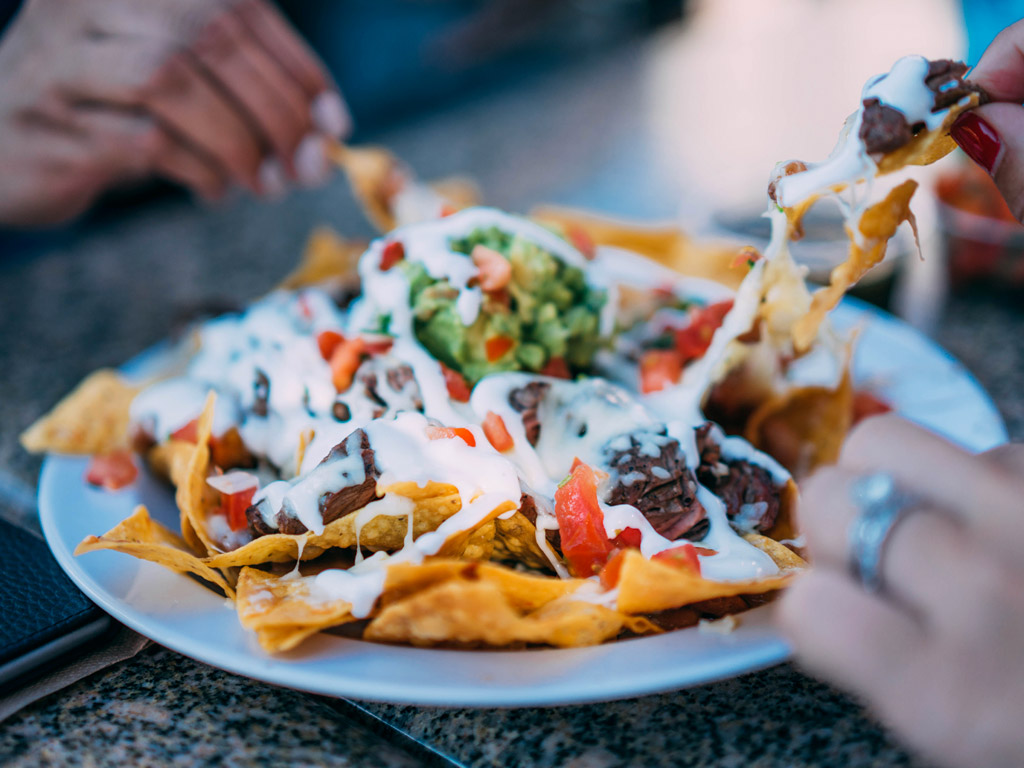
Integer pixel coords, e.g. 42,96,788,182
2,32,1023,768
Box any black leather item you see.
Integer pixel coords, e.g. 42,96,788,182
0,517,107,676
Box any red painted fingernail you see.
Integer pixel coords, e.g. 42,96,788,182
951,112,1002,174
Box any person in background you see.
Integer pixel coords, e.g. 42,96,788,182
779,21,1024,768
0,0,350,227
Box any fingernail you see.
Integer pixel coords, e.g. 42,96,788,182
951,112,1002,174
258,157,288,198
311,91,352,139
294,134,329,187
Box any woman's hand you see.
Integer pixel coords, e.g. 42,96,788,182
0,0,350,226
779,414,1024,768
953,18,1024,222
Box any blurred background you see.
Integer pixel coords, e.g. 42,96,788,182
2,0,1024,508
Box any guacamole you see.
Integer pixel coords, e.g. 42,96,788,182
400,226,606,384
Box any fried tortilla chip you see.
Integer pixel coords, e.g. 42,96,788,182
21,370,138,455
175,392,220,555
278,227,365,291
75,505,234,598
745,370,854,478
743,532,807,570
492,511,555,571
236,567,356,652
875,89,985,174
615,549,796,615
791,180,918,352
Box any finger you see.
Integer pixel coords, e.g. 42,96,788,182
233,0,352,138
967,19,1024,102
799,465,967,628
778,568,926,702
951,104,1024,222
840,415,1024,565
65,40,263,192
982,443,1024,474
191,9,312,178
69,107,227,201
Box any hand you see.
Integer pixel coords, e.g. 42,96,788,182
953,19,1024,221
0,0,350,227
778,414,1024,768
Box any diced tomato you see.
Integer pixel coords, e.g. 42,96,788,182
317,329,345,361
674,300,734,362
440,204,458,217
329,336,366,392
441,363,472,402
425,425,476,447
599,547,631,590
361,333,394,355
220,486,257,531
170,418,200,444
852,390,892,425
652,543,701,576
567,225,596,260
639,349,684,394
730,246,763,270
613,527,642,549
471,245,512,292
380,240,405,271
482,411,514,452
485,335,515,362
554,461,614,577
85,450,138,491
540,356,571,379
296,293,313,321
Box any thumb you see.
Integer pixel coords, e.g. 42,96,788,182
951,103,1024,222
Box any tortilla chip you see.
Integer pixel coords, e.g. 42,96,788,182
743,532,807,570
20,370,138,455
75,505,234,598
492,511,555,571
615,549,794,615
175,392,220,555
235,568,355,652
364,578,625,648
745,369,854,478
531,205,745,288
429,176,481,210
278,227,365,291
875,91,984,174
791,179,918,352
327,142,403,232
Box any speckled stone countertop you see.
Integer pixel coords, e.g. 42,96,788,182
2,37,1022,768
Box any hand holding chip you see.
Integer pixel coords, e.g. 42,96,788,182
779,414,1024,768
0,0,350,226
953,18,1024,222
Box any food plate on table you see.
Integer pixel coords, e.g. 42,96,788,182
27,55,1007,705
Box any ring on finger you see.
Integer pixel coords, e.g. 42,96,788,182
847,472,925,595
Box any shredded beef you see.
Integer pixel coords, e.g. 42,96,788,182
508,381,549,447
252,369,270,417
604,431,707,540
246,429,380,537
859,98,914,155
926,59,987,111
518,492,560,549
695,423,780,533
359,363,423,413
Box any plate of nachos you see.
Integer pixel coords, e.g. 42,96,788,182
25,56,1006,705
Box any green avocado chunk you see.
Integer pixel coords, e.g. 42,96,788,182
401,226,606,385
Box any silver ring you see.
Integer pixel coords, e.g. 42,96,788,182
847,472,922,594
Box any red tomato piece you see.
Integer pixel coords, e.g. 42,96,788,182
567,224,596,260
425,425,476,447
482,411,514,452
317,330,345,361
852,390,892,425
170,418,200,444
471,245,512,292
380,241,405,271
440,363,472,402
554,461,614,577
485,335,515,362
652,543,702,576
85,450,138,491
440,204,458,217
221,486,257,531
674,300,734,363
613,527,642,549
540,356,571,379
329,336,366,392
639,349,684,394
361,334,394,355
599,547,631,590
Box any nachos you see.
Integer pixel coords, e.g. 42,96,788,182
24,55,978,652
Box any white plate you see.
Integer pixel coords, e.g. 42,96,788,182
38,300,1007,707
